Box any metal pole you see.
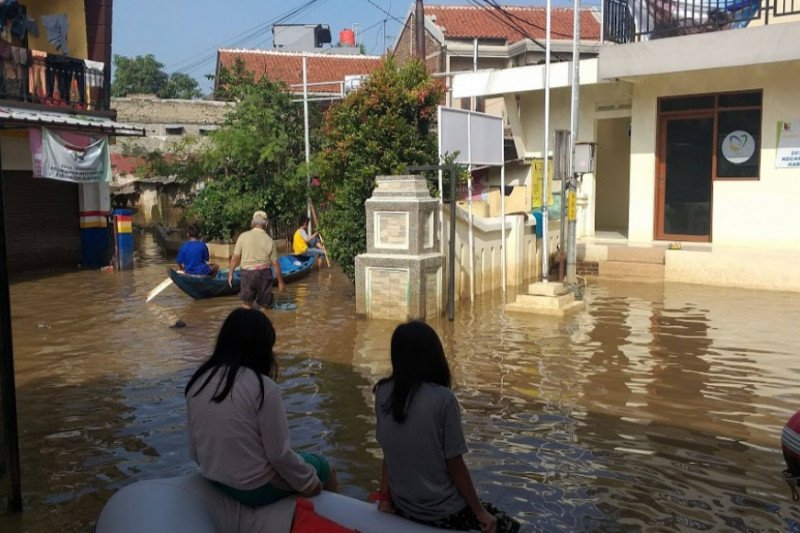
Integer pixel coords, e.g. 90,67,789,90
448,165,456,321
566,0,581,284
0,138,22,512
415,0,426,60
467,39,478,302
500,141,507,297
542,0,552,283
303,55,312,234
437,107,444,255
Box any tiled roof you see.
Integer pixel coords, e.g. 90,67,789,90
217,49,383,94
425,5,601,43
111,154,146,176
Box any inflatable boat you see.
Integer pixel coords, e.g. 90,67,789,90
96,474,462,533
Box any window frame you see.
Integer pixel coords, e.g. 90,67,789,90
658,90,763,181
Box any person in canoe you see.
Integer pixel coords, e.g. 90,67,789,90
228,211,285,309
177,223,219,276
292,215,326,268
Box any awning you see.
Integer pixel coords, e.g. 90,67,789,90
0,106,145,136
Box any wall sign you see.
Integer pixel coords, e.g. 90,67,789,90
30,128,111,183
776,120,800,169
721,130,755,165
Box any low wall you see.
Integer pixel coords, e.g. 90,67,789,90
442,205,540,300
665,246,800,293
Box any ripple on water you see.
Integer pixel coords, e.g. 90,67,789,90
2,236,800,531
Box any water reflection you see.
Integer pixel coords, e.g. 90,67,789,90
1,235,799,531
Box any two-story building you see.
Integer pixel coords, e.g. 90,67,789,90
0,0,142,274
453,1,800,292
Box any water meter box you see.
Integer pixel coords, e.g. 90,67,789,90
574,143,597,174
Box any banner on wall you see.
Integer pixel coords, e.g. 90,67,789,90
776,120,800,169
30,128,111,183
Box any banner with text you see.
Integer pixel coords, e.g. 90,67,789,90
30,128,111,183
776,120,800,169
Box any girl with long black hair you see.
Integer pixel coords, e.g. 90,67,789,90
373,321,520,533
185,308,338,506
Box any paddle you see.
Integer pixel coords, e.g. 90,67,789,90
146,277,173,302
309,200,331,268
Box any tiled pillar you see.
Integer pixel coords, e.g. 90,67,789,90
356,175,444,320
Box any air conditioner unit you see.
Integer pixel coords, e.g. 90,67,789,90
344,75,367,94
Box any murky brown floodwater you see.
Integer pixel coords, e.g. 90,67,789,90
1,232,799,532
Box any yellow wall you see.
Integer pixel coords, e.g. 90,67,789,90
26,0,88,59
628,61,800,249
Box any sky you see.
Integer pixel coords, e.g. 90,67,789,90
112,0,544,92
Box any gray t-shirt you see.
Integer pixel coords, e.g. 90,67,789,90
375,381,469,521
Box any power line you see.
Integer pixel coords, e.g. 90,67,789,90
480,0,576,40
363,0,405,24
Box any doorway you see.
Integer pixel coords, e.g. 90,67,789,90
595,117,631,238
656,113,714,241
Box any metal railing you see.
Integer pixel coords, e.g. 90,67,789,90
604,0,799,42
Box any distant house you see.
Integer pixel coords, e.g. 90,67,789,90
214,49,383,99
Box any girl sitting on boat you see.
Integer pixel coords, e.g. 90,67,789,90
373,321,520,533
185,308,339,506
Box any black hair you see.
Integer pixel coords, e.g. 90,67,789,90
186,223,201,239
374,320,452,423
185,309,278,408
298,214,310,227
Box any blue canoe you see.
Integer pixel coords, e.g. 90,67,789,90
168,255,316,300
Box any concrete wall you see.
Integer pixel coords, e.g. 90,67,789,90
595,117,631,232
628,61,800,249
27,0,89,59
112,95,233,152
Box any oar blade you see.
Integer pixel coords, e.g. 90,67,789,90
146,278,174,302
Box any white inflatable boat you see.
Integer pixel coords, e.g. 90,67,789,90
96,474,466,533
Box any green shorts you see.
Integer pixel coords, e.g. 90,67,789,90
211,452,331,507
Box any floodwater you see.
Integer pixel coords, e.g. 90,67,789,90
1,233,799,532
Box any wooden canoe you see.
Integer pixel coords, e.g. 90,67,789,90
168,255,316,300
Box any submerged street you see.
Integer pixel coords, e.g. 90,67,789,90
1,234,799,531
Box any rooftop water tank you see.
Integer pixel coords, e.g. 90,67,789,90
340,28,356,47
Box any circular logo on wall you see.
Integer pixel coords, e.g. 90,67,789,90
722,130,755,164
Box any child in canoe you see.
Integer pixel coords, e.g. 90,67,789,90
177,223,218,276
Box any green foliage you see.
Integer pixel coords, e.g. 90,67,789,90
159,73,203,99
188,61,319,241
112,54,202,99
315,57,444,279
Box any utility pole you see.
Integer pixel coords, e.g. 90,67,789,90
415,0,425,60
541,0,552,283
303,55,312,234
565,0,581,284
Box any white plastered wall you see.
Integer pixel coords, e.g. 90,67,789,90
628,61,800,249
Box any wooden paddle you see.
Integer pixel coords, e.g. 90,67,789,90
309,200,331,268
146,278,173,302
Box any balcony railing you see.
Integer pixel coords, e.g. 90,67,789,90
604,0,800,42
0,46,108,112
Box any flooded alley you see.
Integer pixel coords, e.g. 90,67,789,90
1,234,799,531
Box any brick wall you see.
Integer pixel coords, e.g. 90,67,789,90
392,16,444,73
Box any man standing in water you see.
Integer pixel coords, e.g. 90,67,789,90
228,211,284,309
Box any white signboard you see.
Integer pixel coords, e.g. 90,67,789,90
31,128,111,183
438,106,503,166
776,120,800,169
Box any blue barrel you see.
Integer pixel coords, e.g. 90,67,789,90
532,210,544,238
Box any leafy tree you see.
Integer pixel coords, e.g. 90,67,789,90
314,57,444,279
159,72,204,100
112,54,202,99
187,60,319,240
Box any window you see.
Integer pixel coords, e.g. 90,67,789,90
659,90,762,180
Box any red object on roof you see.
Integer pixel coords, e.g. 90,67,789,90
217,50,383,94
111,154,146,176
425,5,601,43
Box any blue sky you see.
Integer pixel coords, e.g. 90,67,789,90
113,0,539,92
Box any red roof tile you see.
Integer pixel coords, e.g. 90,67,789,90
217,50,383,94
111,154,146,176
425,5,601,43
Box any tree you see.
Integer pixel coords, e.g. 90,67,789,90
111,54,202,99
314,57,444,279
188,60,319,241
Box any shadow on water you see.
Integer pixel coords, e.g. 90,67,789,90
2,234,800,531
